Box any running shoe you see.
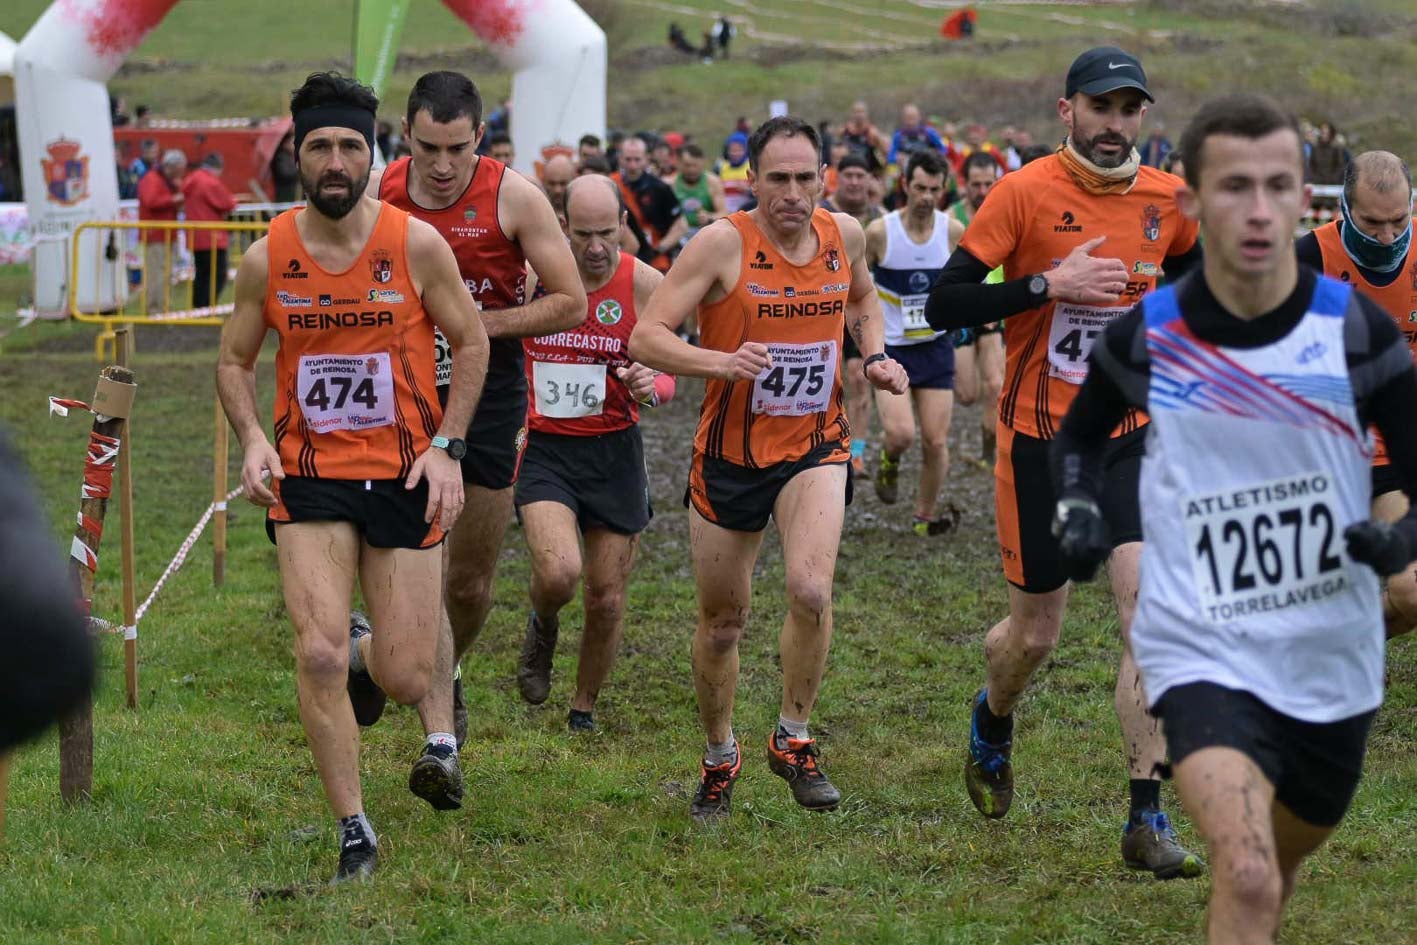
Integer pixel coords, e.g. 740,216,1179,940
875,450,900,504
850,455,868,480
568,709,596,733
767,730,842,811
331,828,378,885
346,611,386,727
964,689,1013,819
911,504,963,537
1122,809,1206,880
516,612,558,705
408,741,463,811
452,675,468,749
689,752,742,823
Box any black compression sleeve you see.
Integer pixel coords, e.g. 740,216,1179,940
1294,231,1324,272
924,248,1039,331
0,431,96,752
1365,368,1417,551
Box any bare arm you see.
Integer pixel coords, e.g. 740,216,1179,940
406,218,488,526
485,172,585,338
628,219,765,381
657,213,689,254
215,238,282,505
364,165,385,199
409,219,488,441
618,260,676,405
706,174,727,221
863,216,887,270
838,213,907,394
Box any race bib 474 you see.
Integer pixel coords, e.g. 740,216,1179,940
297,353,395,433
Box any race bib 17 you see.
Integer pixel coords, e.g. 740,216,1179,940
902,293,934,340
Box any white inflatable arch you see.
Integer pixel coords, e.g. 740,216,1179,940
13,0,606,312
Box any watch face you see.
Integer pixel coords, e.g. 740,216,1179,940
448,439,468,461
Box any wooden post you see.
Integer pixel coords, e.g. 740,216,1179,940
212,395,229,587
116,330,138,710
59,364,135,804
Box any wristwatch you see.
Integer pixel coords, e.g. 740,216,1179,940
1027,273,1050,303
430,435,468,461
862,352,888,376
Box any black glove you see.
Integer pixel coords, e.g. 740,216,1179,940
1052,496,1110,582
1344,519,1411,577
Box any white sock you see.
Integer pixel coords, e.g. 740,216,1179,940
777,715,809,740
427,732,457,752
338,812,376,848
705,735,738,766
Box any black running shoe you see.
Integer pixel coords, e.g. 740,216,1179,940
331,830,377,885
516,612,558,705
452,675,468,749
408,742,463,811
347,611,386,727
767,730,842,811
567,709,596,733
689,752,742,823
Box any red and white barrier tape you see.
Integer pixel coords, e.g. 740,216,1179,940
124,482,248,636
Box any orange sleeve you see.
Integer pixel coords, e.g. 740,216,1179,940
958,174,1025,269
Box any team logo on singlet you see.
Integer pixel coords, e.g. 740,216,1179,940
1141,204,1162,243
824,247,842,272
464,207,478,221
909,271,931,293
595,299,623,325
370,249,393,284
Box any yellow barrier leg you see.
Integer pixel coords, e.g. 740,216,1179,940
96,328,116,362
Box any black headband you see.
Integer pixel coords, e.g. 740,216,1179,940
293,105,376,155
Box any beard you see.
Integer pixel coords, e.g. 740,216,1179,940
1078,130,1136,169
301,167,368,220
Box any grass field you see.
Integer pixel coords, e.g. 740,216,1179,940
0,319,1414,943
1,1,1416,942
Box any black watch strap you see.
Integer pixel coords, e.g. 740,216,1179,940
862,352,888,376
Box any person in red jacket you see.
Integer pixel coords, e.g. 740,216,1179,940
137,149,187,313
183,154,239,310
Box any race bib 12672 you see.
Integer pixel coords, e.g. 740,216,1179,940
297,353,395,433
1184,472,1349,623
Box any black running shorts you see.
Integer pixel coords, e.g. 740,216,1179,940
995,425,1144,593
686,440,852,533
1153,682,1375,828
441,384,528,491
266,476,444,549
1371,462,1401,500
514,425,652,535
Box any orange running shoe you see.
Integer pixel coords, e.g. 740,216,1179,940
690,752,742,823
767,730,841,811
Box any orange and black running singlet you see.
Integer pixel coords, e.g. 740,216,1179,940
693,208,852,468
959,154,1199,439
1314,219,1417,466
263,206,441,483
